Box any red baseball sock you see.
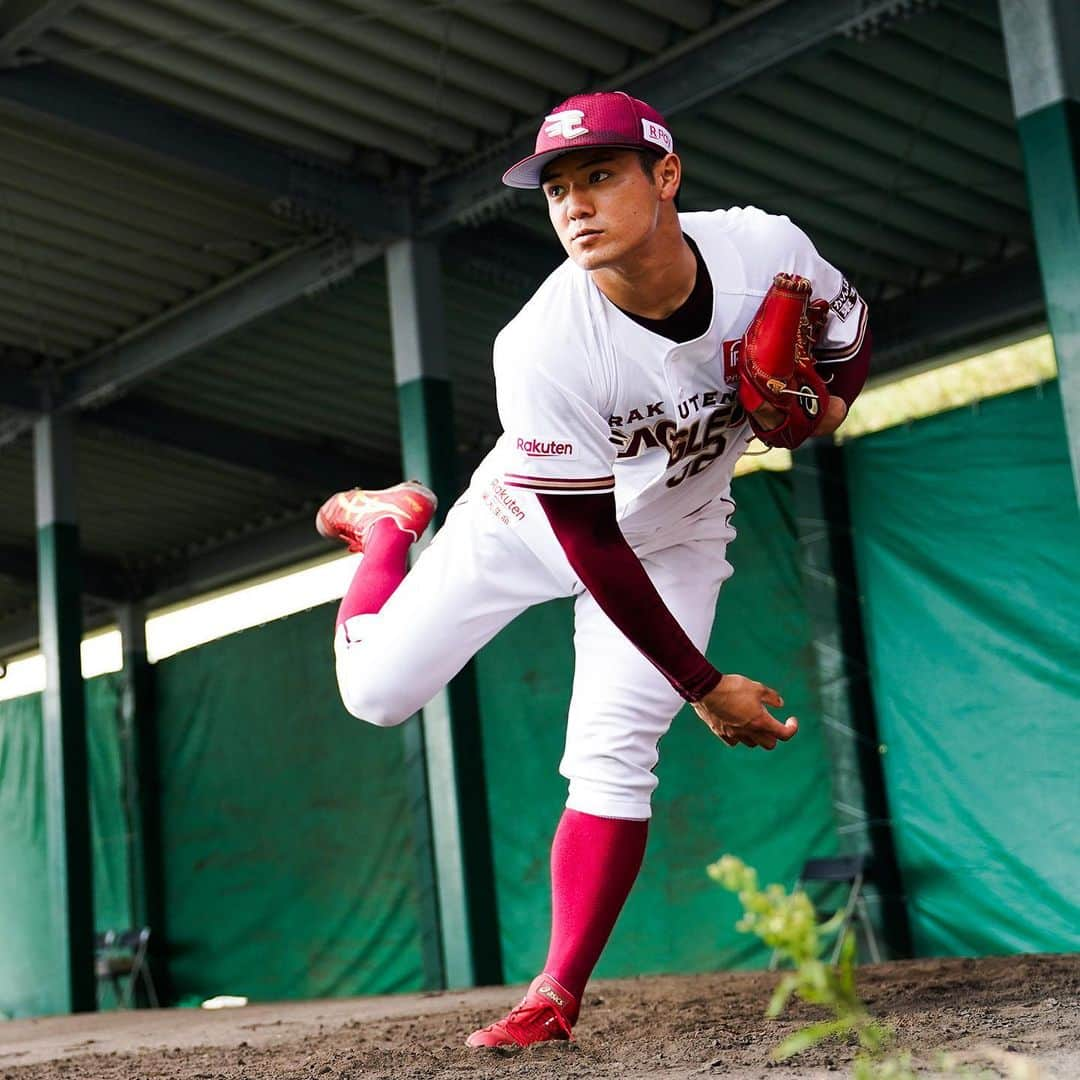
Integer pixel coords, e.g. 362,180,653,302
335,518,414,627
542,808,649,1004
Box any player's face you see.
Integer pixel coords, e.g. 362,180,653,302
541,149,674,271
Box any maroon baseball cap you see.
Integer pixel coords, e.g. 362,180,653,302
502,91,674,189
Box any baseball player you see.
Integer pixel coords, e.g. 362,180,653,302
316,92,870,1049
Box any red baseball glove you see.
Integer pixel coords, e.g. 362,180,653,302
737,273,830,450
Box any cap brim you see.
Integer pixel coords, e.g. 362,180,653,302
501,142,652,189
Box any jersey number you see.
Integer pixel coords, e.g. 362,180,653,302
666,412,728,487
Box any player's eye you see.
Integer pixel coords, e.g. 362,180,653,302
545,183,565,199
588,169,611,183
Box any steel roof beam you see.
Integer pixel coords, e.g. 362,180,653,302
0,236,383,448
418,0,938,232
0,601,118,664
0,541,130,602
871,256,1045,377
0,544,40,588
142,514,364,614
88,398,371,492
0,607,41,660
0,64,408,239
0,0,80,62
61,240,382,412
0,368,41,412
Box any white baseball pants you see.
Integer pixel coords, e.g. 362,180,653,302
335,494,732,819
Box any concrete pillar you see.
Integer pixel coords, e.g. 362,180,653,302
1000,0,1080,501
34,413,95,1013
793,442,912,959
385,238,502,989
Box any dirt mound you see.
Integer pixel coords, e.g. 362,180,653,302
3,953,1077,1079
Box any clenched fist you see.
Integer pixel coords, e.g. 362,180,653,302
691,673,799,750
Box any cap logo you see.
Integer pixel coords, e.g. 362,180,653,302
545,109,589,140
641,119,673,153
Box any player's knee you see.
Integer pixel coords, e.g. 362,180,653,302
334,627,414,726
337,676,413,727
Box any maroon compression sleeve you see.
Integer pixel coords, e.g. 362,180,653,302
818,327,872,408
537,492,721,702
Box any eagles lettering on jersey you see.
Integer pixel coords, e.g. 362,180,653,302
609,388,747,488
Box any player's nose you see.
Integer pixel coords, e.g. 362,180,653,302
565,184,594,219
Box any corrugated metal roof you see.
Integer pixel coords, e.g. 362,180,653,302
135,239,543,476
32,0,743,170
0,439,33,550
75,426,313,567
139,262,394,445
0,105,309,366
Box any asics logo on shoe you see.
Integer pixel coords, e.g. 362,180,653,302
537,983,566,1008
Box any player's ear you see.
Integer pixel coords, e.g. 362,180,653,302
656,153,681,203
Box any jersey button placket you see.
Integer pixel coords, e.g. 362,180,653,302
665,348,684,402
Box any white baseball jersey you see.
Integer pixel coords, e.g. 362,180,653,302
470,207,867,569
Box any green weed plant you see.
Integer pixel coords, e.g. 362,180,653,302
706,855,1037,1079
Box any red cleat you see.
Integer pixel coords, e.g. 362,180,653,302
466,974,578,1050
315,481,437,553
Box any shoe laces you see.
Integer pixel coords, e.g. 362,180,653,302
492,996,573,1043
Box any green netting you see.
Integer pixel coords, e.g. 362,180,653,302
0,678,127,1018
474,470,839,981
846,382,1080,956
152,603,424,1002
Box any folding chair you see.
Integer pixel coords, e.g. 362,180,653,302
769,853,882,970
95,927,160,1008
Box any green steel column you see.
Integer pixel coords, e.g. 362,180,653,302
34,414,96,1013
1000,0,1080,501
793,443,912,959
117,603,168,1003
386,238,502,989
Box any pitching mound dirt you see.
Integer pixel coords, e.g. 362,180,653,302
1,953,1077,1079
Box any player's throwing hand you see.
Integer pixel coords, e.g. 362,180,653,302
691,674,799,750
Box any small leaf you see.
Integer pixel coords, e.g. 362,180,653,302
819,907,846,933
858,1018,893,1054
767,973,799,1017
852,1058,875,1080
839,927,857,966
772,1018,856,1060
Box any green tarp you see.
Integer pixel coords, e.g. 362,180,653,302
0,606,425,1017
474,470,840,981
846,382,1080,956
5,381,1075,1017
0,692,53,1019
153,604,425,1002
0,678,127,1018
